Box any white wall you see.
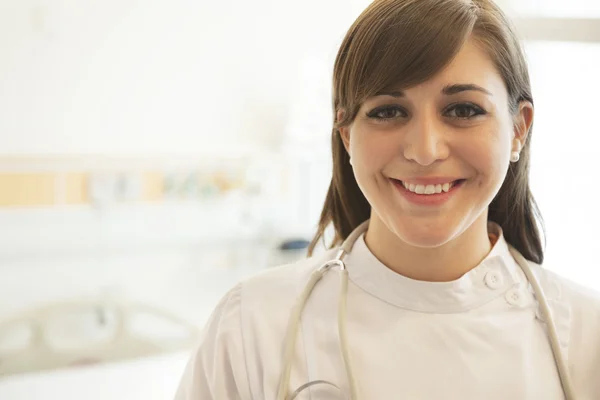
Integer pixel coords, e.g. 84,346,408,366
0,0,372,154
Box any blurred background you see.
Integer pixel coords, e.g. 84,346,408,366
0,0,598,399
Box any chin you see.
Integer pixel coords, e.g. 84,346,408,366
388,217,459,249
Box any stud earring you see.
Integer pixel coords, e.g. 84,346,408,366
510,139,522,163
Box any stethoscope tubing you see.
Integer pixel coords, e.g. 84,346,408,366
277,220,576,400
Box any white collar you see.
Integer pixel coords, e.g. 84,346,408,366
345,221,523,313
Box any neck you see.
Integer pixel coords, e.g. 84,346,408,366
364,214,492,282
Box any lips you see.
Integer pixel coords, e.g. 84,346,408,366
391,178,464,206
392,178,466,189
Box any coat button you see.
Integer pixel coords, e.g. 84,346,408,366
484,270,503,289
505,288,525,307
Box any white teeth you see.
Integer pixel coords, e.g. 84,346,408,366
401,180,457,195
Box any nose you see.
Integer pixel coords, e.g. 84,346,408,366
402,114,449,166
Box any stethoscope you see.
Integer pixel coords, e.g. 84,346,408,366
276,220,577,400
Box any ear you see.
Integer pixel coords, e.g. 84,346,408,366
513,101,534,150
337,109,351,153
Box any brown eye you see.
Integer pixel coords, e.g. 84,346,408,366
367,105,407,121
378,108,400,119
445,103,486,119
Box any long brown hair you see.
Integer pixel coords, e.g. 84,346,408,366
308,0,545,263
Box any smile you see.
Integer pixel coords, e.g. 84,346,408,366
399,180,465,195
390,178,466,206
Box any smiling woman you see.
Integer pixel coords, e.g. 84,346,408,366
333,36,533,282
313,0,539,274
175,1,600,399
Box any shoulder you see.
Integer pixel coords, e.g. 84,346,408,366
176,248,339,398
210,247,339,325
530,261,600,321
529,261,600,393
238,247,339,309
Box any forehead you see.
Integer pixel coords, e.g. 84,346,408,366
405,38,507,98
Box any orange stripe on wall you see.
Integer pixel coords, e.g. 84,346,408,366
0,173,56,207
64,173,89,204
0,171,164,207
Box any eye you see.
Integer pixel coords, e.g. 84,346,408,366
444,103,486,119
366,105,407,122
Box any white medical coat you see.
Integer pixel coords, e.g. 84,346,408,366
175,223,600,399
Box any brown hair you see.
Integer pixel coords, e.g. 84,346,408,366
308,0,545,263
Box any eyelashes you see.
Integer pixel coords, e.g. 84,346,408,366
366,103,487,123
445,103,487,119
367,105,408,121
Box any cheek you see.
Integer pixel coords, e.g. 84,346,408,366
350,128,397,172
348,128,398,202
458,132,511,188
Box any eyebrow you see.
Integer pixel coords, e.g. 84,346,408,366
375,83,492,97
442,83,492,96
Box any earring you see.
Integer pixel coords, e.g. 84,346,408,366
510,139,522,163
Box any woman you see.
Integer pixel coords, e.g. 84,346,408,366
176,0,600,398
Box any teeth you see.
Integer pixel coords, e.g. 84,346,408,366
401,180,457,195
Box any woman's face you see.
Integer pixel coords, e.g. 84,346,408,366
339,37,532,248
